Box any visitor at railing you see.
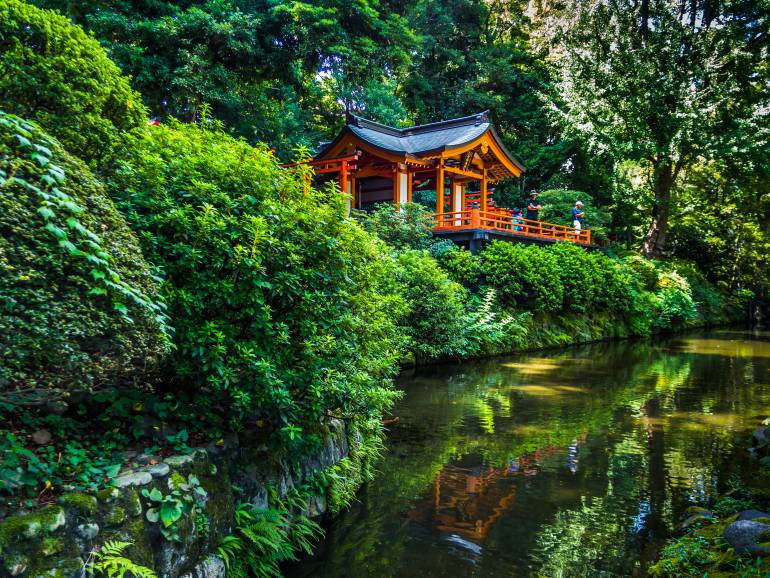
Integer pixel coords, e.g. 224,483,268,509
511,208,523,231
526,193,541,221
526,192,541,235
572,201,585,235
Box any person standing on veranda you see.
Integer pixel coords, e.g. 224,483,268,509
572,201,585,236
526,192,541,235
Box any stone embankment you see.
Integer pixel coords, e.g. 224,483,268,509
0,420,349,578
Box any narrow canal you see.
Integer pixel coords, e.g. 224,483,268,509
289,329,770,577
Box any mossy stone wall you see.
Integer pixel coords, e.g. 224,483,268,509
0,420,349,578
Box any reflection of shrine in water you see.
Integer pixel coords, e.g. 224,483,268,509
412,436,586,546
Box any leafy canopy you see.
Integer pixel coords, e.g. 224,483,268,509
0,0,146,163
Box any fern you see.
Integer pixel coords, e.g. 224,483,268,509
217,497,323,578
84,540,157,578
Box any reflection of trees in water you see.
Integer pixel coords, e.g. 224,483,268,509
293,335,770,578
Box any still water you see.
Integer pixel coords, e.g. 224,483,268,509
289,329,770,577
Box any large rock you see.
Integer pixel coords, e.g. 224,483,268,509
736,509,770,522
723,520,770,554
179,556,226,578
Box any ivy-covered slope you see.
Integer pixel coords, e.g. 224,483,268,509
0,112,168,406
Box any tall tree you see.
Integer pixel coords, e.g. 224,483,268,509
540,0,769,257
34,0,417,156
401,0,579,196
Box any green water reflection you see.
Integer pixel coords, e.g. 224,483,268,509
288,329,770,577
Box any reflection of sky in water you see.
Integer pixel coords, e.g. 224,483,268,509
287,330,770,578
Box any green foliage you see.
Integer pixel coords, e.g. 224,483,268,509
0,432,123,498
480,242,564,312
654,276,698,331
216,493,323,578
362,203,436,251
712,495,758,518
437,245,483,288
543,0,769,256
394,249,469,361
0,0,145,163
104,120,403,450
462,289,529,357
624,255,658,291
38,0,417,158
0,111,167,407
141,474,207,542
84,540,157,578
323,418,385,514
545,243,599,313
648,534,717,577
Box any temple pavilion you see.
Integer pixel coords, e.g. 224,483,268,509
303,111,591,251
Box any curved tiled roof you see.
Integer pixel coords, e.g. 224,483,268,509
347,112,492,156
316,110,526,177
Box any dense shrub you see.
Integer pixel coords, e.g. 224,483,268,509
362,203,436,250
104,120,404,451
438,245,483,288
653,274,698,330
0,0,145,163
480,242,564,312
591,252,634,312
0,112,167,406
394,249,469,361
545,243,598,312
624,255,658,291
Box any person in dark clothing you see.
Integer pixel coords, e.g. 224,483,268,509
526,193,541,234
526,193,541,221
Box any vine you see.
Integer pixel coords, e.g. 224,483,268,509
0,112,168,333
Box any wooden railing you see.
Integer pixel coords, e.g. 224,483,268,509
432,208,592,245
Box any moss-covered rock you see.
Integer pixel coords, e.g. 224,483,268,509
0,506,65,549
59,493,97,517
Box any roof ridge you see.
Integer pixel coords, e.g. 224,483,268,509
346,111,490,137
403,111,490,135
346,113,403,136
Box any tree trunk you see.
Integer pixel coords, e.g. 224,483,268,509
642,161,675,258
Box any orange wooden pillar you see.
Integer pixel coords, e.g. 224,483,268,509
340,159,350,215
436,162,445,226
339,159,348,197
480,169,488,213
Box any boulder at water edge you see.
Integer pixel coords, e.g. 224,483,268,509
723,520,770,554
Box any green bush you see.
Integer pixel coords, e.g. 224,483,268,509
394,249,470,362
545,243,598,313
623,254,658,291
480,242,564,312
104,120,404,451
592,252,634,312
438,245,483,288
0,0,145,163
626,289,657,337
363,203,436,250
463,290,530,356
653,270,697,330
0,112,167,406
